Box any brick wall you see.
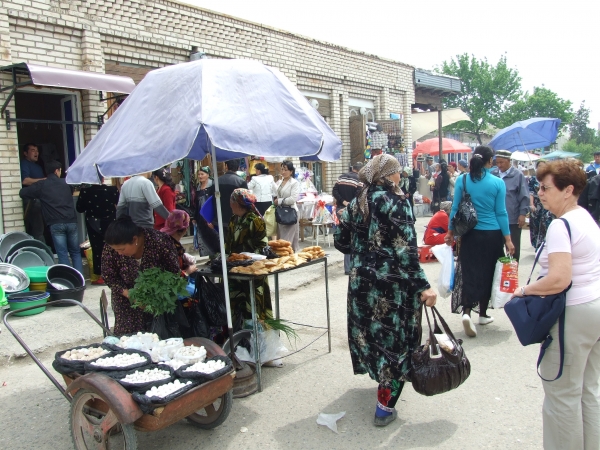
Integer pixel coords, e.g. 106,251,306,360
0,0,415,232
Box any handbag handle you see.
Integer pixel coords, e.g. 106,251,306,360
422,306,462,359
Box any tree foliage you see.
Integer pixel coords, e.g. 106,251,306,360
570,101,596,144
500,86,573,135
436,53,522,144
562,139,598,164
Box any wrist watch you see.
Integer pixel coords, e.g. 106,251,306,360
520,286,526,296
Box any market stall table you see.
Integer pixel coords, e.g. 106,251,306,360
196,256,331,392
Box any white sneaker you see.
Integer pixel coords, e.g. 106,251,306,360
462,314,477,337
479,316,494,325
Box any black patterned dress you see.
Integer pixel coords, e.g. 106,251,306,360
334,186,431,396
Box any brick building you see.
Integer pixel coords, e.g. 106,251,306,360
0,0,420,234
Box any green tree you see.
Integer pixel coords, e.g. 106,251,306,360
570,101,595,144
561,139,597,164
436,53,522,144
500,86,573,135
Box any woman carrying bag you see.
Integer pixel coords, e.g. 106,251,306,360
334,154,437,427
510,160,600,450
273,160,300,252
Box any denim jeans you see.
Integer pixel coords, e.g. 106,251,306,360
49,223,83,275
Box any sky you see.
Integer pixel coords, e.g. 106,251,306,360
182,0,599,130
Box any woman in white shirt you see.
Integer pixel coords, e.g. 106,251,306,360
274,161,300,252
248,163,276,216
511,159,600,450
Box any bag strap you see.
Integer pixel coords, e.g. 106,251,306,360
537,307,565,381
462,174,468,196
527,217,571,285
533,217,571,381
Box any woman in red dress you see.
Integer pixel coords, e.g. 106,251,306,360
152,168,177,230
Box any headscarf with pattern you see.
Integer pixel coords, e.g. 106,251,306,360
230,188,261,217
356,154,402,220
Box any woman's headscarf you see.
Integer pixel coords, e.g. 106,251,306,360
357,154,402,219
160,210,190,235
198,166,211,176
231,188,261,217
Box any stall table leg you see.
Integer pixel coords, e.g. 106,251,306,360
324,258,331,353
248,279,262,392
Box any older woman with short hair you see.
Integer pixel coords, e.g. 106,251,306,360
511,159,600,450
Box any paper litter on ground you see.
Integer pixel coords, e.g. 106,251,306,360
316,411,346,433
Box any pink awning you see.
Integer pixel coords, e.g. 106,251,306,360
3,63,136,94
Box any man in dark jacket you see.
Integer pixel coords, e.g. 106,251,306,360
494,150,529,261
332,162,363,274
332,162,363,209
19,143,46,242
217,159,247,226
20,160,83,273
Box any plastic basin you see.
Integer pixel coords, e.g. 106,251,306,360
47,264,85,290
47,284,86,306
7,291,49,316
24,266,50,283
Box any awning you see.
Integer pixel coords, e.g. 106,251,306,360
0,62,135,93
411,108,470,141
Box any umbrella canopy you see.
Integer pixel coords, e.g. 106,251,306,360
411,108,471,141
413,138,471,157
543,150,581,160
66,59,341,184
489,117,561,152
511,151,540,162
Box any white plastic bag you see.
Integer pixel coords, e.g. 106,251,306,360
431,244,454,297
491,258,519,309
235,329,288,366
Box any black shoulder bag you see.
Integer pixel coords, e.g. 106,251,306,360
452,174,478,236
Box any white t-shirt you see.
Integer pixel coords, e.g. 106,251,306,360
538,208,600,306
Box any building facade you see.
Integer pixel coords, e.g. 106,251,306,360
0,0,417,233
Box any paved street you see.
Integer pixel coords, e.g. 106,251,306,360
0,218,544,449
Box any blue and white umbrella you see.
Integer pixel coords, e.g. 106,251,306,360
489,117,561,152
66,59,342,374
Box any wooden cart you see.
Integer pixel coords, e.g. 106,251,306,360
3,299,235,449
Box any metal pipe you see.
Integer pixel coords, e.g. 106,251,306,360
274,273,280,320
438,109,443,161
209,142,236,363
2,299,113,403
324,258,331,353
249,278,262,392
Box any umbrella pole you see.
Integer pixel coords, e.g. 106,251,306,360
517,131,534,166
438,109,443,161
209,142,236,363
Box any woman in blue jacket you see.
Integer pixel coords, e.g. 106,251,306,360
444,146,515,338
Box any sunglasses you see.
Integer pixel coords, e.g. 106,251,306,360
539,184,554,192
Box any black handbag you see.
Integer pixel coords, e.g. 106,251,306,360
504,218,571,381
411,306,471,396
452,174,478,236
275,205,298,225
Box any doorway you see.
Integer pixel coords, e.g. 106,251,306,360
15,90,86,245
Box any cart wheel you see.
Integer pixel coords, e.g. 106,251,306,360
70,389,138,450
186,390,233,429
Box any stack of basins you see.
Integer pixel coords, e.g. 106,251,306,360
46,264,86,307
7,290,49,316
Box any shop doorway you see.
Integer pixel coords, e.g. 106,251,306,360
15,90,84,170
15,90,86,245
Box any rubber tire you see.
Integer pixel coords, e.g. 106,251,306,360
186,390,233,430
70,389,138,450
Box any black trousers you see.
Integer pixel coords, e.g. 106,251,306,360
255,201,272,216
86,217,114,276
509,223,522,262
24,199,46,243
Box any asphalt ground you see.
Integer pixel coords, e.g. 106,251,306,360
0,217,544,449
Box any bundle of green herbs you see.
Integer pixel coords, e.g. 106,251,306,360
128,268,188,317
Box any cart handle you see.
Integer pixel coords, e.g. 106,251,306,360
2,299,114,403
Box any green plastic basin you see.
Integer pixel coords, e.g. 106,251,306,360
8,297,47,316
24,266,50,283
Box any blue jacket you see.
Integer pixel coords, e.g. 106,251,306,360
449,169,510,235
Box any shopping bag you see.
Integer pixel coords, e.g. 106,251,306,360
491,257,519,309
431,244,454,297
84,248,99,282
264,205,277,236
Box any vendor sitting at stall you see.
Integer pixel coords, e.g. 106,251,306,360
226,189,273,327
160,210,198,276
102,215,180,336
423,201,452,246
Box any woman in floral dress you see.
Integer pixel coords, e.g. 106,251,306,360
529,161,554,249
334,154,437,427
102,215,180,336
